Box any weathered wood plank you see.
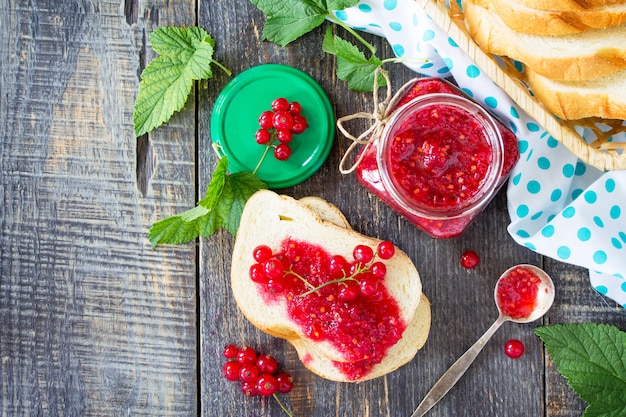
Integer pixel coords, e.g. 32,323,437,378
0,0,198,415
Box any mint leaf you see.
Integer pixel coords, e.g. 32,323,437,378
322,27,383,92
250,0,359,47
148,158,267,248
534,323,626,417
134,26,228,137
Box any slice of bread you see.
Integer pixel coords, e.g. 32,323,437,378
483,0,626,35
231,190,429,381
515,0,626,12
464,0,626,80
526,68,626,119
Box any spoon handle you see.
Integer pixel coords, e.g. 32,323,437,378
411,316,505,417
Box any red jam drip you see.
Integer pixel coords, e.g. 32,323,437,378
258,238,406,381
496,266,541,319
388,104,493,208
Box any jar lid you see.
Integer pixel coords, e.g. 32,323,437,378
211,64,335,188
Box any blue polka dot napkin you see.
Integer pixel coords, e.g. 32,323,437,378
334,0,626,306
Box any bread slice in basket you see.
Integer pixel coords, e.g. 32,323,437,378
231,190,430,382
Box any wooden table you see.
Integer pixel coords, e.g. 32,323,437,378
2,1,624,416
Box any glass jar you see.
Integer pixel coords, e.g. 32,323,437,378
355,78,519,238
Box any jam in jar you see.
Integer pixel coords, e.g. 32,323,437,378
356,78,519,238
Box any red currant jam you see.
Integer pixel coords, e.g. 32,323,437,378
496,266,542,320
257,238,406,381
356,78,519,238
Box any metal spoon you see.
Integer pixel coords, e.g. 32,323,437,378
411,264,555,417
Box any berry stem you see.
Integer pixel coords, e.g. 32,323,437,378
273,393,296,417
284,270,316,291
252,135,275,175
299,276,360,297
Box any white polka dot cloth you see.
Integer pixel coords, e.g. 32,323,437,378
334,0,626,306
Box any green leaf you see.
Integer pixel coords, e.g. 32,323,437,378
134,26,219,137
148,158,267,248
249,0,359,47
322,27,383,92
534,323,626,417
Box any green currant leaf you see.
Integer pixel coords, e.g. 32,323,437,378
148,157,267,248
134,26,224,137
249,0,359,47
534,323,626,417
322,27,383,92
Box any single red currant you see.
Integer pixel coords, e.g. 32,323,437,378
276,129,293,143
255,128,271,145
255,373,279,396
353,245,374,264
236,346,258,365
239,362,260,383
359,275,379,297
377,241,395,260
252,245,273,263
338,281,360,301
288,101,302,115
255,355,279,374
461,250,480,269
290,114,307,134
275,372,294,394
249,263,268,284
272,111,294,130
223,344,239,359
370,262,387,279
266,277,286,294
271,97,290,112
504,339,525,359
241,380,258,397
263,258,284,279
258,110,274,129
222,361,242,381
328,255,348,278
274,143,292,161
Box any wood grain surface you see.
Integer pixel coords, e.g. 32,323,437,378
2,1,624,417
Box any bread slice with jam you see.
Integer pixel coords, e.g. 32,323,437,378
231,190,430,382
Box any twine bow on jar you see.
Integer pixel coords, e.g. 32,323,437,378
337,68,419,174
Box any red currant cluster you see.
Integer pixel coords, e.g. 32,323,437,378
249,240,396,301
256,97,308,162
222,344,294,398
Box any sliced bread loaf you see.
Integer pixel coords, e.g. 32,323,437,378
464,0,626,80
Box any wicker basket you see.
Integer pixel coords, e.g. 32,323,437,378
416,0,626,171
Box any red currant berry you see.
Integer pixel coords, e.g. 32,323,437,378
253,245,273,263
272,111,294,130
276,129,293,143
290,114,307,134
249,263,268,284
377,241,395,259
222,361,242,381
255,128,271,145
504,339,525,359
275,372,294,394
353,245,374,264
266,277,287,294
348,261,365,276
263,258,284,279
241,380,258,397
274,143,292,161
359,275,379,297
223,344,239,359
338,281,360,301
255,355,279,374
370,262,387,279
236,346,258,365
328,255,348,278
239,362,260,383
271,97,290,112
258,110,274,129
460,250,480,269
255,373,279,396
288,101,302,115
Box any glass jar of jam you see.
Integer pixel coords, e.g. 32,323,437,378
355,78,519,238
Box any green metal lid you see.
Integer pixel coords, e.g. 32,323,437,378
211,64,335,189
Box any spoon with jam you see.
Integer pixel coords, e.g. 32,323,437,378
412,264,555,417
